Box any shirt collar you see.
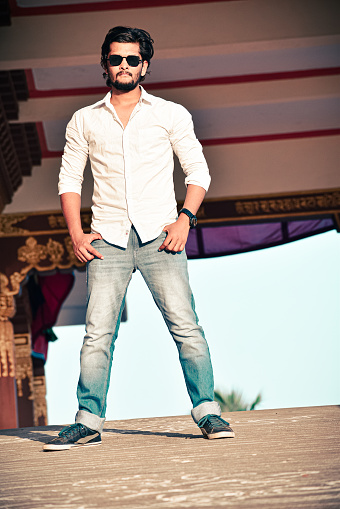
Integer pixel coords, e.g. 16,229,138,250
102,86,154,110
139,86,153,105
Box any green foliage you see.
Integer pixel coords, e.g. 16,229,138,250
214,389,262,412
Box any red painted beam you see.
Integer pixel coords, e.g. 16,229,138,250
25,67,340,99
36,121,340,159
201,129,340,146
9,0,234,17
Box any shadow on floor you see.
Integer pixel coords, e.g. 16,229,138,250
0,425,203,443
105,428,202,439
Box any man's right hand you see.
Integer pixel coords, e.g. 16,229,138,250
72,232,104,262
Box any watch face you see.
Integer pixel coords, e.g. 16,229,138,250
191,217,198,228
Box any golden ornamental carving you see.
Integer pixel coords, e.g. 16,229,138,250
0,273,16,378
64,236,82,266
33,375,48,426
18,237,47,265
14,334,34,399
0,214,29,237
235,191,340,217
10,273,22,295
48,214,67,229
0,320,15,377
15,359,34,398
0,273,17,310
16,236,83,275
46,238,64,264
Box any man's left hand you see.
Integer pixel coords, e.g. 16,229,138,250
159,215,190,252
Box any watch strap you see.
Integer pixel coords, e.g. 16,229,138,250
179,208,198,228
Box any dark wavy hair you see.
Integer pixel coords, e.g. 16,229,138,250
101,26,154,85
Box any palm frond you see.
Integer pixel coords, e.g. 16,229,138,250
214,388,262,412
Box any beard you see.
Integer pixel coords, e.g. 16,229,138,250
113,78,140,91
108,70,142,91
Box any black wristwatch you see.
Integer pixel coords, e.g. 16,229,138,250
179,208,198,228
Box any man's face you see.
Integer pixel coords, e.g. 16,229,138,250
107,41,148,91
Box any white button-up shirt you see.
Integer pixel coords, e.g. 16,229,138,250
58,87,211,248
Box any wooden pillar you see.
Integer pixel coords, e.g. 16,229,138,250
12,289,35,427
32,370,47,426
14,333,35,427
0,274,18,429
12,283,49,427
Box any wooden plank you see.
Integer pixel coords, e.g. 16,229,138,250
0,406,339,508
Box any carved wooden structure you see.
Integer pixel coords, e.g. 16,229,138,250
0,210,89,429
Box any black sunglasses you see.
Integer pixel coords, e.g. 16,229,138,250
108,55,142,67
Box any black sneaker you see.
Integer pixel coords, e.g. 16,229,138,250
43,423,101,451
198,414,235,439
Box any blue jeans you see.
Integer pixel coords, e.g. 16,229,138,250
75,228,220,432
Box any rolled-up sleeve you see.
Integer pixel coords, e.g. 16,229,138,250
170,104,211,191
58,111,89,196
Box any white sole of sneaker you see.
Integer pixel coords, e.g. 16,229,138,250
201,430,235,439
43,442,102,451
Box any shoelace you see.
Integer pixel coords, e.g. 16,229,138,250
59,423,85,438
199,414,229,427
208,415,229,427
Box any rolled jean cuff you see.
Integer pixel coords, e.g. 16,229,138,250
191,401,221,423
75,410,105,433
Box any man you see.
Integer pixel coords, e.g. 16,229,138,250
44,26,235,451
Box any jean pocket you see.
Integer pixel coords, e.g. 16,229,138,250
90,239,106,247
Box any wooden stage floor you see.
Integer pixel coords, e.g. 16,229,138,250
0,405,339,508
